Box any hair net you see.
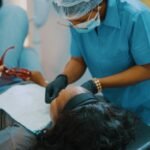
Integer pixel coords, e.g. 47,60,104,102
52,0,103,20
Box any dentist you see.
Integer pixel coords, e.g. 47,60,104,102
45,0,150,127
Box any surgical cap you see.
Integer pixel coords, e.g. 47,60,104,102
52,0,103,20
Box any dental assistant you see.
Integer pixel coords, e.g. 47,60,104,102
0,2,46,93
46,0,150,125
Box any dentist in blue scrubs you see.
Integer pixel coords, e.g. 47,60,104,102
46,0,150,127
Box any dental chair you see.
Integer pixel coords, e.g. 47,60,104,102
127,121,150,150
21,0,150,149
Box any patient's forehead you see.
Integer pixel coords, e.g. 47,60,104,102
50,86,87,122
52,86,87,108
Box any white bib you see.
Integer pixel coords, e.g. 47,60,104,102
0,83,51,132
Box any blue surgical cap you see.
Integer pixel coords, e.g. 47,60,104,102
52,0,103,20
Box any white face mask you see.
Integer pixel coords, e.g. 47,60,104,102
73,7,101,33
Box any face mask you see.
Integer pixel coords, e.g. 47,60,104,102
73,8,101,33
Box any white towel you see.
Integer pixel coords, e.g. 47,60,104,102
0,83,51,132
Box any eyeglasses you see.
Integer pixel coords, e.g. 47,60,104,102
0,46,15,66
0,46,32,80
0,46,15,78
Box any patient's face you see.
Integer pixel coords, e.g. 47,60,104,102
50,86,87,123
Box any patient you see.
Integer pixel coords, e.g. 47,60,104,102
37,86,136,150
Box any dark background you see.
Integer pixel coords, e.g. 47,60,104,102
0,0,3,7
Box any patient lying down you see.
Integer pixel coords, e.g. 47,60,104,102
37,86,136,150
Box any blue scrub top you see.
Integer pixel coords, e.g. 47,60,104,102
70,0,150,125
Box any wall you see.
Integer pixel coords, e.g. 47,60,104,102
39,8,71,81
27,1,90,83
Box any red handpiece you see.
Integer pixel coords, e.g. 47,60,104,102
0,46,15,78
5,68,32,80
0,46,31,80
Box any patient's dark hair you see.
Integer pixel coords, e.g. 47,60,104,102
0,0,2,7
38,98,135,150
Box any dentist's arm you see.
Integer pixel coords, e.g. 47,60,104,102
81,64,150,93
0,65,3,70
62,57,87,83
97,64,150,88
45,57,86,103
0,65,4,73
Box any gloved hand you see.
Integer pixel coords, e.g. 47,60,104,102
45,74,68,103
81,80,98,94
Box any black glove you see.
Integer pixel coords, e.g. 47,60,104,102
81,80,98,94
45,74,68,103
